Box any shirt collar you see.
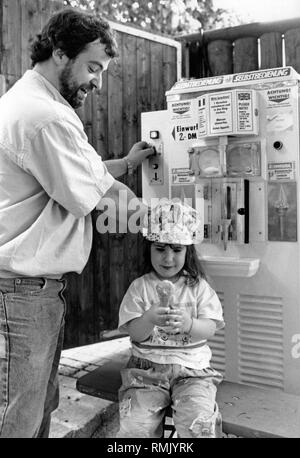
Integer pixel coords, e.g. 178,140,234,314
23,69,72,108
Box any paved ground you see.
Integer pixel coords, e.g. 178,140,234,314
49,336,130,438
49,335,237,439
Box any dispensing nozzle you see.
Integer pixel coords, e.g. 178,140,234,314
221,184,232,250
221,218,232,251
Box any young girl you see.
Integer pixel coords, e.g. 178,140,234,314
117,199,224,438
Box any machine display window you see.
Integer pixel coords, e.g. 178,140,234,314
226,141,261,176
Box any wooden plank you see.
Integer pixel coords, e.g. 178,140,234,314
64,272,80,348
109,19,181,49
2,0,22,78
150,41,164,110
21,0,42,74
106,31,125,328
122,33,138,176
136,37,151,275
108,31,123,159
77,255,96,346
163,45,177,97
136,37,151,200
180,17,300,44
40,0,63,23
0,1,3,74
260,32,283,69
207,40,233,76
108,233,126,327
0,74,6,95
83,92,93,144
136,37,151,133
233,37,258,73
122,33,139,288
91,70,108,157
92,218,110,338
284,28,300,73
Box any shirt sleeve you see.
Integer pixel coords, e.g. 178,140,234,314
118,278,146,333
23,118,114,218
196,280,225,330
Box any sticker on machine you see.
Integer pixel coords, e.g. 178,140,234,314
208,91,234,135
171,168,195,184
265,87,293,108
268,162,296,181
171,123,199,142
169,99,198,121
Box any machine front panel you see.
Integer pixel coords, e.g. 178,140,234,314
142,67,300,395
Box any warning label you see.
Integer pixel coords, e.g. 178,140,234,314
169,99,198,121
266,87,292,107
268,162,295,181
172,168,195,184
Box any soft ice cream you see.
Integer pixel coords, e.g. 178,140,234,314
156,280,175,307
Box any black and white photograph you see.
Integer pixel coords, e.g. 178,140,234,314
0,0,299,448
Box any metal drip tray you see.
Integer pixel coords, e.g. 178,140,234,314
199,256,260,277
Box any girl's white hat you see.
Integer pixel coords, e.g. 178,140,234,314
143,198,203,245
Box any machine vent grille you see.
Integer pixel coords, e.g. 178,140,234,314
238,294,284,390
208,291,225,375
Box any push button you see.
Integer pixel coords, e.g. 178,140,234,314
150,130,159,139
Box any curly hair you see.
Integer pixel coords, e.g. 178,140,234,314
142,239,206,286
30,7,118,66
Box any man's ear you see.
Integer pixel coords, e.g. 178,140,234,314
52,48,68,66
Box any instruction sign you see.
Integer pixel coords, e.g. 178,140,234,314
208,91,233,135
236,90,255,132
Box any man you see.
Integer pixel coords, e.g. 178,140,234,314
0,7,154,437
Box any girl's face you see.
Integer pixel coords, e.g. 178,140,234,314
150,242,187,280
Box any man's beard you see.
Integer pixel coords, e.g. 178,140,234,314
59,62,90,109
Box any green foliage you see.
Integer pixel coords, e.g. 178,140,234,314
64,0,240,36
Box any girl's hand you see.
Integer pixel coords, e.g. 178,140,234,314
144,302,171,327
166,308,192,334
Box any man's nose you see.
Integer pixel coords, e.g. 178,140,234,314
91,74,102,91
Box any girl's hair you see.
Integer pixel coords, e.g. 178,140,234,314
142,239,206,286
30,7,118,67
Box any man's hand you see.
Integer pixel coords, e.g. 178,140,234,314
125,141,155,170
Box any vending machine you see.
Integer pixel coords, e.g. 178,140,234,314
141,67,300,395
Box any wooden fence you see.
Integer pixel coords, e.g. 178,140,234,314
0,0,180,347
179,17,300,78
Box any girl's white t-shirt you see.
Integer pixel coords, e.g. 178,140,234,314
118,272,225,370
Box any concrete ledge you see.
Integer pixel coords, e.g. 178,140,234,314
49,337,130,438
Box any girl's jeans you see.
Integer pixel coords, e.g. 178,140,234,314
0,277,66,438
117,356,223,438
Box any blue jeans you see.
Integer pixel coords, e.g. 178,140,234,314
0,277,66,438
117,356,223,438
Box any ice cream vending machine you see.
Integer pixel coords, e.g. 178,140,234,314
141,67,300,395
